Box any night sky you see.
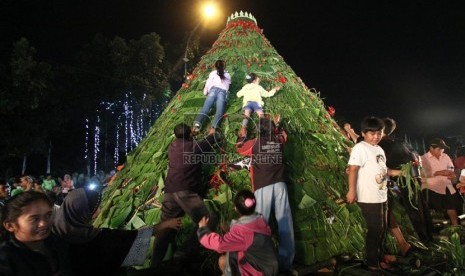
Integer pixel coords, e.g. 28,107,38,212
2,0,465,141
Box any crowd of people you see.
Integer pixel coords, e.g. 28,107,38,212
0,59,464,275
1,173,73,207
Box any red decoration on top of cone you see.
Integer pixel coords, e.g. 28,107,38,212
225,20,261,33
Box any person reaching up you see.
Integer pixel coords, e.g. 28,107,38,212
235,115,294,273
151,123,220,269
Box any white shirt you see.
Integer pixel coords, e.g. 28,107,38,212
348,141,388,203
204,70,231,94
420,152,455,195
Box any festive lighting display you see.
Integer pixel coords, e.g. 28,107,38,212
84,92,164,175
84,118,90,176
93,115,101,176
114,122,120,167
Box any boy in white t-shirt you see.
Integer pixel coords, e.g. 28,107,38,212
346,116,400,272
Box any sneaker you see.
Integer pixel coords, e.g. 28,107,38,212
229,157,251,171
192,123,201,136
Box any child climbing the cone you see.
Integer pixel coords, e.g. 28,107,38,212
193,60,231,135
236,72,280,144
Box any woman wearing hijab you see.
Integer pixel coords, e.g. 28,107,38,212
53,188,181,275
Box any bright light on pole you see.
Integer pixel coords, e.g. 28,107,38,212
202,3,217,19
183,2,219,77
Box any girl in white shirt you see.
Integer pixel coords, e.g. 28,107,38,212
193,60,231,134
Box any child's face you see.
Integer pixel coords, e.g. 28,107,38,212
4,200,53,243
363,130,384,146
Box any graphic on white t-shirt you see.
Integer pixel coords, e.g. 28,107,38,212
374,154,387,190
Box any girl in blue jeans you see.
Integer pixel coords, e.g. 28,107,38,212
193,60,231,134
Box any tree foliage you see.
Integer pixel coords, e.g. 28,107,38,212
0,37,53,113
0,31,202,175
73,33,167,111
0,38,55,160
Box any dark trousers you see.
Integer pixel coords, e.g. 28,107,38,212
396,180,434,242
358,201,388,267
151,190,216,268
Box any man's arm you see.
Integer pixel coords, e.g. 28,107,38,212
236,138,255,156
343,124,359,143
346,165,359,204
387,169,402,177
273,114,287,144
195,130,222,153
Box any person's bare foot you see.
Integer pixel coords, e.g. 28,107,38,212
379,261,398,272
207,127,216,135
383,254,397,263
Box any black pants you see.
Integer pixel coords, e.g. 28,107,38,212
151,190,216,268
358,201,388,267
396,180,434,242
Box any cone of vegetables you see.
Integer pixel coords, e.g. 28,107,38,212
94,11,365,266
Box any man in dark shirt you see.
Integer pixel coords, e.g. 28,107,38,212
379,118,433,246
236,116,295,273
151,123,219,268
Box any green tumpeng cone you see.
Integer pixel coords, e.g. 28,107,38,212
93,11,364,266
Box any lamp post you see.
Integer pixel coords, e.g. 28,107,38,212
183,22,201,78
182,2,217,77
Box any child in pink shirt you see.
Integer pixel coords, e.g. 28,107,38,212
197,190,278,276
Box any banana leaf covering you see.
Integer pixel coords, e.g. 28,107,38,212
93,11,366,266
